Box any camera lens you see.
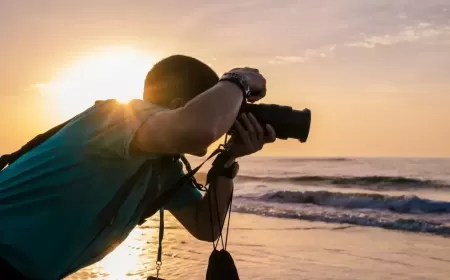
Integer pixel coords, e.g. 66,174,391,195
231,103,311,142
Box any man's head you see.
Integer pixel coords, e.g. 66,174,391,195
143,55,219,108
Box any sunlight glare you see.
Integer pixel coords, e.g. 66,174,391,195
39,46,156,119
94,228,149,279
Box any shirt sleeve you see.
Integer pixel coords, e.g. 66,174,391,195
75,99,165,159
163,161,203,211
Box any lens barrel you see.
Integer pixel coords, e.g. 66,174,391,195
229,103,311,143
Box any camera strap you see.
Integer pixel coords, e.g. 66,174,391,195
204,156,239,280
139,148,222,227
144,148,223,280
145,140,241,280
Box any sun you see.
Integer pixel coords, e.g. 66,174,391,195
38,46,157,119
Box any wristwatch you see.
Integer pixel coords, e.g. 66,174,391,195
216,160,239,179
219,72,251,99
208,152,240,180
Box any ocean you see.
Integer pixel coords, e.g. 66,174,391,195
190,156,450,237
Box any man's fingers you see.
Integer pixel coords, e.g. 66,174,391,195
247,89,266,102
227,67,266,103
243,67,259,73
240,114,256,139
265,124,276,143
247,95,260,103
230,67,259,74
260,88,267,99
235,120,254,151
247,74,266,102
240,114,260,151
247,113,264,146
229,67,243,72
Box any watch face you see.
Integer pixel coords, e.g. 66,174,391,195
244,87,251,98
236,74,251,97
228,72,251,97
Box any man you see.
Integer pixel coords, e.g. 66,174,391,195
0,55,276,279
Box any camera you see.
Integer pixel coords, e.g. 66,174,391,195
229,103,311,142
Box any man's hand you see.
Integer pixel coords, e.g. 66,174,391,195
227,113,276,158
229,67,266,103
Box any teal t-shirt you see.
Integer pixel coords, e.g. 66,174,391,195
0,99,202,279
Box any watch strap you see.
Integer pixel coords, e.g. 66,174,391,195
207,152,239,180
216,161,239,179
219,72,251,99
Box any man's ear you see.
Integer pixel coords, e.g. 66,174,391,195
168,98,184,109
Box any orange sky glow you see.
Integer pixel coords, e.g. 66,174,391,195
1,0,449,157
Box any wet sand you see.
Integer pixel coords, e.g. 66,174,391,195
67,212,450,280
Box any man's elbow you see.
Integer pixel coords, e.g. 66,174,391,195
182,126,218,153
192,128,217,149
193,232,214,242
191,211,222,242
192,227,221,242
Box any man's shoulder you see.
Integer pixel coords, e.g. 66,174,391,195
55,99,167,159
93,98,164,112
62,99,164,132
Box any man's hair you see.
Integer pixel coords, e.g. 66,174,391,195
143,55,219,106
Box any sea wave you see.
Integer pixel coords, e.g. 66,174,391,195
236,175,449,190
232,203,450,236
272,157,351,163
256,190,450,214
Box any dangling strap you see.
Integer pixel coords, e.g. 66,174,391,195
146,149,224,280
206,166,234,251
199,148,235,250
156,208,164,279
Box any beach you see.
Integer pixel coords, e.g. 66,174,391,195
67,212,450,280
2,1,450,278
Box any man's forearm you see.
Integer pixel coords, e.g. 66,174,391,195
196,175,234,241
181,81,244,143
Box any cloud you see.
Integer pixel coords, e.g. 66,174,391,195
269,56,305,65
268,18,450,65
269,45,337,65
346,22,450,48
260,1,450,65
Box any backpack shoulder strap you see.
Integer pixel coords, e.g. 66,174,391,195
0,120,71,171
0,99,115,172
137,149,221,225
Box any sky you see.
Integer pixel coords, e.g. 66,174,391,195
1,0,449,157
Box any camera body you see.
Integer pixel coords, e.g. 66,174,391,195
229,103,311,143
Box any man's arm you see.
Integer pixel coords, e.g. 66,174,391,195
170,174,234,242
131,68,266,156
132,82,241,155
168,113,277,242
